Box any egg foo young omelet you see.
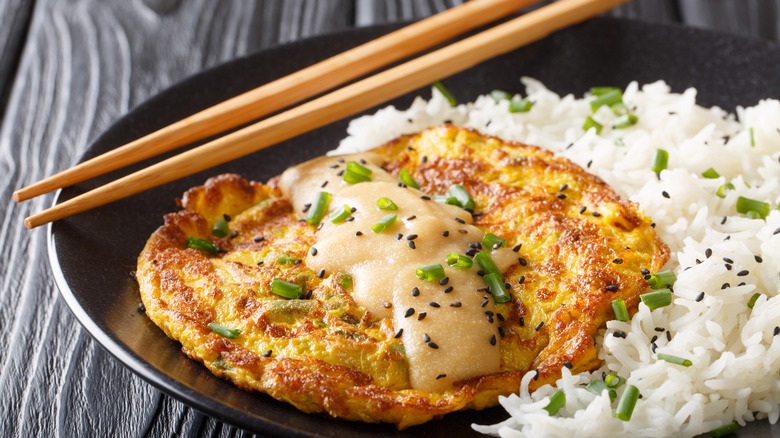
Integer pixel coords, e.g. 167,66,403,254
136,125,669,429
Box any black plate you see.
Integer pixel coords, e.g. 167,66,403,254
49,17,780,437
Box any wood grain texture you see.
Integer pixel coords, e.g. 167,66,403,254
0,1,778,437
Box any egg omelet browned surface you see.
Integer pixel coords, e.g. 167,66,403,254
136,125,669,429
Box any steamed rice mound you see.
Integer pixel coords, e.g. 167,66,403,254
334,78,780,437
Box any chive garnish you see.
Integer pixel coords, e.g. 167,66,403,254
605,374,625,388
615,384,639,421
416,264,445,282
212,217,229,237
433,195,459,205
343,160,372,184
647,270,676,289
590,87,623,112
490,89,512,102
543,390,566,416
483,272,511,303
710,422,739,438
208,322,240,338
585,380,616,402
448,184,475,210
474,250,502,279
715,182,735,198
583,116,603,134
750,127,755,147
736,196,770,219
657,353,692,367
652,149,669,174
329,204,352,223
306,191,331,225
399,169,420,189
748,292,761,308
271,278,302,299
611,299,629,322
377,197,398,210
446,253,473,268
509,98,533,113
640,288,672,310
372,213,397,233
702,168,720,179
432,80,456,106
482,233,506,249
612,114,638,129
187,236,218,254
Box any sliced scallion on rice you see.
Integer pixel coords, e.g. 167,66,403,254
657,353,692,367
749,127,755,147
710,422,739,438
433,80,456,107
509,98,533,113
271,278,302,299
613,114,638,129
716,182,735,198
605,374,625,388
702,168,720,179
590,87,623,112
736,196,770,219
543,390,566,416
652,149,669,174
748,292,761,308
640,288,672,310
615,384,639,421
583,116,603,134
491,89,512,102
611,299,629,322
647,270,676,289
586,380,616,402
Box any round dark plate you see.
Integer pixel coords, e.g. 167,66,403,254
49,17,780,437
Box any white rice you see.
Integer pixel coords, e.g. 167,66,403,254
330,78,780,437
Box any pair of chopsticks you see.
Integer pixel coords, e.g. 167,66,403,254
18,0,629,229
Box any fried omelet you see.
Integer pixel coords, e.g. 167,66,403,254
136,125,669,429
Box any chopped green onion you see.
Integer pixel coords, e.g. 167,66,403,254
371,214,397,233
716,182,735,198
615,384,639,421
329,204,352,223
490,89,512,102
433,195,459,205
432,80,456,107
276,253,297,265
448,184,475,210
586,380,616,402
377,197,398,210
338,274,353,290
187,236,218,254
746,210,762,219
702,168,720,179
474,250,502,279
416,264,445,282
750,127,755,147
590,88,623,113
736,196,770,219
646,270,676,289
583,116,603,134
343,161,372,184
611,299,629,322
605,374,625,388
482,233,506,249
612,114,638,129
307,191,331,225
483,272,511,303
640,288,672,310
446,253,473,268
212,217,229,237
208,322,240,338
271,278,302,299
652,149,669,174
657,353,693,367
347,160,372,176
710,421,739,438
509,98,533,113
748,292,761,308
399,168,420,189
543,390,566,416
610,102,630,116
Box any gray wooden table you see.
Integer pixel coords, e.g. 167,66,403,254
1,1,778,436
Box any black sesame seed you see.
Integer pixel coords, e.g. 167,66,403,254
563,361,573,369
454,217,466,224
606,284,619,292
512,244,522,252
464,207,474,214
484,310,494,317
304,289,313,299
294,259,302,265
613,258,623,264
723,257,734,264
560,184,569,191
355,231,363,236
535,321,544,331
738,282,746,287
397,182,405,188
737,270,749,276
641,268,650,275
695,292,705,302
755,255,763,263
496,313,505,321
592,212,602,217
518,257,527,266
396,233,403,240
517,275,525,284
721,216,727,225
412,287,420,297
489,334,497,346
336,169,345,176
721,283,730,289
427,342,439,349
662,191,670,199
423,333,431,342
644,274,652,280
429,302,441,308
725,264,732,271
262,350,273,358
696,259,702,265
302,203,312,213
613,331,626,338
436,374,446,380
422,155,428,163
316,269,325,278
137,303,146,313
404,308,415,318
450,302,462,307
651,343,658,353
442,231,450,237
705,248,712,258
407,215,417,221
655,327,665,332
321,181,328,188
408,241,416,249
407,234,418,240
345,216,355,222
556,193,567,199
417,312,427,321
443,286,453,293
505,283,511,290
774,227,780,235
465,249,478,257
519,316,525,327
774,327,780,336
579,206,587,214
421,195,431,200
439,277,449,286
498,327,505,337
533,371,539,381
329,164,340,169
477,269,485,276
587,160,593,168
311,247,318,256
651,335,658,344
459,229,468,234
257,260,264,266
359,159,367,164
254,236,265,242
481,299,489,307
394,328,403,338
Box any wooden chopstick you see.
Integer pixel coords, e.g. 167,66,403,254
13,0,537,203
24,0,629,229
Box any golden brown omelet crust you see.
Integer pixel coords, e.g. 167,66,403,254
137,125,669,429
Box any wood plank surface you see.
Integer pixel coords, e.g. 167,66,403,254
0,1,777,437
